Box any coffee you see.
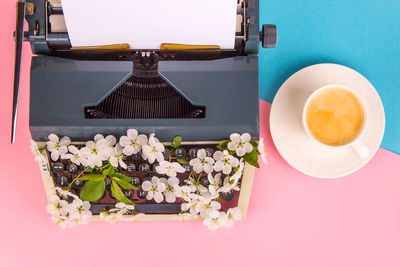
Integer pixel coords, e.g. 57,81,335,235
305,87,364,146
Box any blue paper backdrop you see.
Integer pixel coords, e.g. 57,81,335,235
259,0,400,154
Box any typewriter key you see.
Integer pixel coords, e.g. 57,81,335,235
105,177,112,190
126,163,136,173
152,163,159,173
222,190,235,201
131,151,142,160
189,148,198,159
124,189,134,199
175,148,186,159
68,189,78,202
73,179,84,188
137,189,147,199
139,163,150,174
200,176,210,186
66,163,78,174
143,176,152,182
131,177,140,187
56,176,69,187
205,148,214,158
53,162,65,174
182,164,192,172
163,148,170,160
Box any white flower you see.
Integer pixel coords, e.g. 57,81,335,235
46,134,71,161
258,138,267,164
227,133,253,157
94,134,117,147
141,176,166,203
156,161,185,177
223,207,241,227
30,140,46,164
80,138,113,168
46,194,68,219
68,198,92,222
100,211,124,223
109,202,135,214
175,185,194,202
119,129,148,156
189,149,215,174
187,177,208,194
181,197,200,216
203,210,227,231
213,150,239,175
109,144,127,169
207,173,222,196
160,177,181,203
141,133,165,164
195,195,221,218
219,171,241,193
61,145,83,165
54,187,79,200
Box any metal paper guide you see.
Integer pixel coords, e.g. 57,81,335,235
61,0,237,49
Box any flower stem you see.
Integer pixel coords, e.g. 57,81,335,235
65,167,88,191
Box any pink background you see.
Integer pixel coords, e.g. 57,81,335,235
1,1,400,266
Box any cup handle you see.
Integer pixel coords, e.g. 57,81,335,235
351,139,370,159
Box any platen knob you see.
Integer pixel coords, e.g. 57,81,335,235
260,24,277,48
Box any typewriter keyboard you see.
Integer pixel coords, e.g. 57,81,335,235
50,144,240,214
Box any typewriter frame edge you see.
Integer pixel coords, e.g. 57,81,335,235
35,141,255,222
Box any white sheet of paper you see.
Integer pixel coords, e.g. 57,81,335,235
61,0,237,49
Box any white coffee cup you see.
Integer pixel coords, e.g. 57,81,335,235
301,84,370,159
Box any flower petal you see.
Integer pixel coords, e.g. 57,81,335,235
227,142,237,151
230,133,241,143
241,133,251,143
154,192,164,203
123,146,134,156
142,181,152,191
127,129,138,140
197,149,206,159
244,142,253,153
236,147,246,157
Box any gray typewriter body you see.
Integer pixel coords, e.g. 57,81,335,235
19,0,276,142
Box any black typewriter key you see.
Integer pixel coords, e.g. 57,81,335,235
73,179,84,188
200,176,210,186
137,189,147,199
66,163,78,174
126,163,136,173
52,162,64,174
109,190,115,199
68,189,78,202
56,176,69,187
131,176,140,187
105,177,112,190
152,163,159,173
205,148,214,158
189,148,198,159
139,163,150,174
175,148,186,159
182,164,192,172
131,151,142,160
143,176,152,182
124,189,134,199
163,148,170,160
222,190,235,202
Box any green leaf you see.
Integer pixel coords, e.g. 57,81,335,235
177,158,189,165
217,140,230,151
76,174,106,181
102,165,115,176
165,143,175,148
113,177,139,190
249,140,258,148
243,150,260,168
113,172,132,183
111,180,134,205
172,135,182,148
80,180,106,201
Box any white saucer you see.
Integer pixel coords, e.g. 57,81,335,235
269,64,385,178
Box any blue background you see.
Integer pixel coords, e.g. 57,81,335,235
259,0,400,154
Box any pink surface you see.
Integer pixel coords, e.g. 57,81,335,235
1,2,400,266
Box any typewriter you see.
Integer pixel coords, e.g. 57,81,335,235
12,0,277,222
